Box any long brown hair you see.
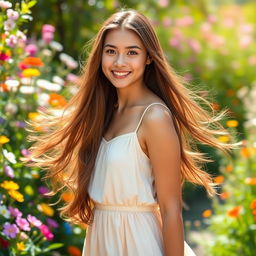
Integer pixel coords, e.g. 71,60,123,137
24,9,236,226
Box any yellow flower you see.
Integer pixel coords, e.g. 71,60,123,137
218,135,229,143
22,68,41,77
0,180,19,190
17,242,26,251
0,135,10,144
38,203,54,216
226,120,238,128
24,185,34,196
8,190,24,202
28,112,40,121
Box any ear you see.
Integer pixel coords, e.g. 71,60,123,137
146,55,152,65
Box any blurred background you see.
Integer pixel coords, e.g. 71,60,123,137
0,0,256,255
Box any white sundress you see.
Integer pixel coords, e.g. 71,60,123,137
82,102,197,256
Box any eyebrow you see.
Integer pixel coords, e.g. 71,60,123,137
104,44,142,50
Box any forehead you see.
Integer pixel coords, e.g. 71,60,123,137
104,28,145,49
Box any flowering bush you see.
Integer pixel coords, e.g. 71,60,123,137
0,1,83,255
198,88,256,255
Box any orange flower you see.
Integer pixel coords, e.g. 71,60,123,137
211,102,220,110
252,209,256,215
214,176,224,184
67,245,81,256
202,209,212,218
48,93,67,107
0,83,8,92
226,165,233,172
245,177,256,185
21,57,44,67
250,199,256,209
227,206,242,218
61,192,74,202
240,147,251,158
226,89,235,97
220,191,229,200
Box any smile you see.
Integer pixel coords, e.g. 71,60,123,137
112,71,131,78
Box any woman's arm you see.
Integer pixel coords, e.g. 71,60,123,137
142,105,184,256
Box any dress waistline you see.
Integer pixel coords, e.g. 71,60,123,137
94,203,160,212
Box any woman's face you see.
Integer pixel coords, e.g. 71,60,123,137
101,28,151,90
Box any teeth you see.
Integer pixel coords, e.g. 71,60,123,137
113,71,130,76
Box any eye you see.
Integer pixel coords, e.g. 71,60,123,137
105,49,115,54
128,50,138,55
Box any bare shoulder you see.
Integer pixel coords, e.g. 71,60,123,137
142,104,175,138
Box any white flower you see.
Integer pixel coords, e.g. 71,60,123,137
59,53,71,63
49,41,63,51
3,149,17,164
19,86,35,94
0,205,11,219
20,77,32,85
66,59,78,69
5,103,18,114
7,9,19,20
41,49,52,57
0,1,12,9
52,76,64,86
237,87,248,99
36,79,61,91
5,79,19,89
4,19,15,31
37,93,50,107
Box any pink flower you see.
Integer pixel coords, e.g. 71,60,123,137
67,73,78,82
7,9,19,20
240,35,252,48
27,214,42,227
6,34,17,47
42,32,54,44
42,24,55,33
175,16,193,27
38,186,49,196
248,56,256,65
16,217,31,231
25,44,38,56
162,17,172,27
8,206,22,218
3,223,19,238
207,14,217,24
158,0,169,7
0,1,12,9
4,19,15,31
4,165,15,178
0,53,10,61
188,39,201,53
39,224,54,240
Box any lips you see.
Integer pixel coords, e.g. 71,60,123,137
111,71,131,79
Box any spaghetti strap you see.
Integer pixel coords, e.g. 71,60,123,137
134,102,170,133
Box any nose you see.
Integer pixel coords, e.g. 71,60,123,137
114,53,126,66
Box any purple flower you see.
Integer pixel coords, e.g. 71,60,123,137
16,217,31,231
3,223,19,238
7,9,19,20
8,206,22,218
15,121,27,128
21,148,31,157
47,218,59,228
27,214,42,227
4,165,15,178
25,44,38,56
38,186,49,196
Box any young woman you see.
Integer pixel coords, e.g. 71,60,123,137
25,9,235,256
